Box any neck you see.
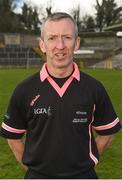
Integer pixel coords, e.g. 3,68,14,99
46,63,74,78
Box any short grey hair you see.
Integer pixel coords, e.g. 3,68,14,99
41,12,78,39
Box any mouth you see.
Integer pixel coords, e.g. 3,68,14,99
55,53,66,59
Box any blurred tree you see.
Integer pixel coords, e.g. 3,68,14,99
95,0,122,31
71,5,96,32
0,0,14,32
71,4,82,33
20,3,41,34
46,6,52,16
21,3,28,30
0,0,41,34
0,0,24,32
32,7,41,34
85,16,96,32
38,0,53,33
95,0,105,32
81,15,96,32
104,0,122,26
46,0,53,16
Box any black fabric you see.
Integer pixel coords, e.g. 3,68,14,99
0,127,24,139
0,70,121,177
48,68,74,87
24,168,98,179
49,75,70,87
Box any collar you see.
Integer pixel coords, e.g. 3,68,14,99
40,62,80,82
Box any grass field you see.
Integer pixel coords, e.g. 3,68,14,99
0,68,122,179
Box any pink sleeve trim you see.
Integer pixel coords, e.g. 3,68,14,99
89,104,99,165
93,117,120,131
2,122,26,134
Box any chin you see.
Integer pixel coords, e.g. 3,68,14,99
54,60,72,69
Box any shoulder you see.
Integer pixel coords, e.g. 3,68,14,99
79,71,107,96
80,71,103,87
12,72,40,98
19,71,40,87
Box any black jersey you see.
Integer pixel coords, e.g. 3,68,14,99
0,63,121,177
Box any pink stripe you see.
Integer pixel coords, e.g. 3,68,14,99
47,76,74,97
30,95,40,106
2,122,26,134
89,104,99,165
93,117,119,131
89,152,98,165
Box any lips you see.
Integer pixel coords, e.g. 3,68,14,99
55,53,66,59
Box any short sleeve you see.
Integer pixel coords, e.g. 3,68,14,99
0,85,27,139
92,83,121,135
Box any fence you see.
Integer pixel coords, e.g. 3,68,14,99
0,45,44,68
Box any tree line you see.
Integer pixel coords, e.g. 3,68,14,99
0,0,122,34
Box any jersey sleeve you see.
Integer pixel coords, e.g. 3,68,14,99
92,83,121,135
0,85,27,139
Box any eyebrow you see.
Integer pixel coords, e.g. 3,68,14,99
47,34,74,37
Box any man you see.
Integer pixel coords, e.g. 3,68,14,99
0,12,121,179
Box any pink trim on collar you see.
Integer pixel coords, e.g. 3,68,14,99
40,62,80,97
40,62,80,82
72,62,80,81
40,63,49,82
47,76,74,97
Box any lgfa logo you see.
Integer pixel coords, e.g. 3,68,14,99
34,106,51,116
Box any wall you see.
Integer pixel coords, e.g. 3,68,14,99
79,32,116,49
0,33,39,47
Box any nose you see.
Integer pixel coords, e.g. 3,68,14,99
56,38,65,49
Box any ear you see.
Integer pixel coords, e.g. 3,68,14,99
39,39,46,53
74,36,80,51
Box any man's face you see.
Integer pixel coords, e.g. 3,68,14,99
39,18,80,69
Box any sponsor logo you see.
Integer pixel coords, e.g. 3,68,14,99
72,118,87,123
76,111,87,115
72,111,88,123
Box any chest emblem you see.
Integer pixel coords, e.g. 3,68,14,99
34,106,52,117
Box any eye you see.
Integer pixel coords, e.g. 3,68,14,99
65,36,72,40
48,37,54,40
48,36,57,41
67,36,72,39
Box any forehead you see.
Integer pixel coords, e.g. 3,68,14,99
43,18,75,36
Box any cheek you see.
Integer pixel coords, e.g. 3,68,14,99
45,47,55,57
68,44,76,52
45,43,55,51
44,45,52,53
68,41,76,50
